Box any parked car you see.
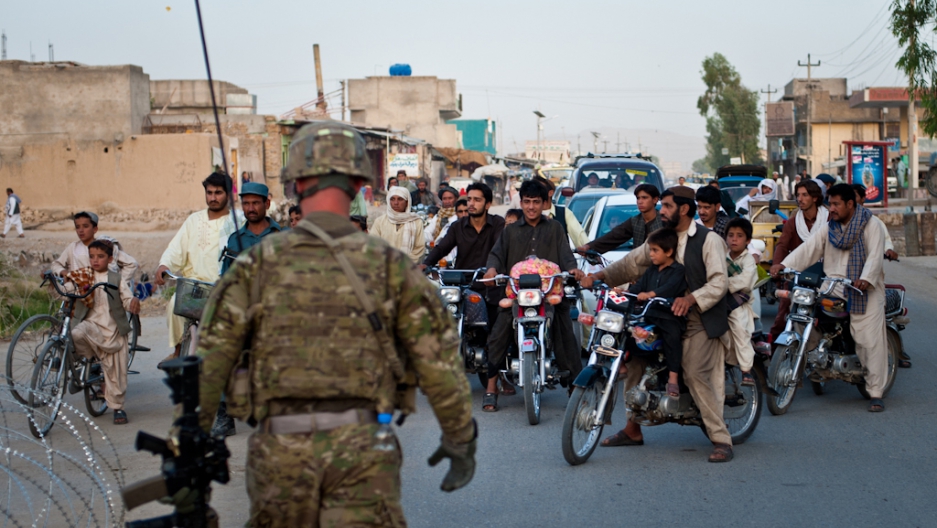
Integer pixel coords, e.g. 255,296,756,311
563,188,627,223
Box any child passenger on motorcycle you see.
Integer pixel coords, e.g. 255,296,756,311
725,218,758,387
626,228,687,398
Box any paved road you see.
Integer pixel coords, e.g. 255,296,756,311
32,257,937,527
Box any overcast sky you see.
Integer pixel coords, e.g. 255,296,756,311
1,0,920,167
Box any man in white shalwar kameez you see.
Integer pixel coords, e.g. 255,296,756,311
155,173,238,357
772,184,888,412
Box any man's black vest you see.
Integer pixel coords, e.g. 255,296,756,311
683,225,729,339
554,205,568,237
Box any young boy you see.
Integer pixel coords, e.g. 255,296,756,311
50,211,138,285
69,240,140,424
504,208,523,225
725,217,758,386
288,205,302,228
627,228,688,397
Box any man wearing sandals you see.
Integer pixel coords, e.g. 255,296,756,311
581,186,734,463
770,184,889,413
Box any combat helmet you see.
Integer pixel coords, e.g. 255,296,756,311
281,121,373,199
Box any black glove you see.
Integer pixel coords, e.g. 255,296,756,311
427,421,477,492
158,487,202,514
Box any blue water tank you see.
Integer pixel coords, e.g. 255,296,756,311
389,64,412,76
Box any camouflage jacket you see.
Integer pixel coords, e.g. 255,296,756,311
195,211,474,444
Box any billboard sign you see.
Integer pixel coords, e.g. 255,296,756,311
847,143,886,206
766,101,795,137
388,153,419,177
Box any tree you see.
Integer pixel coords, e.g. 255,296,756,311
697,53,763,168
891,0,937,136
692,158,713,174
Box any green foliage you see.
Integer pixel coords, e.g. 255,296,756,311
0,257,56,337
890,0,937,137
697,53,763,168
692,158,713,174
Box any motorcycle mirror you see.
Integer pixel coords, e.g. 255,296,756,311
560,187,575,197
768,199,780,215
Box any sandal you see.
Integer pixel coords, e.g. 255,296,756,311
113,410,128,425
708,443,734,463
666,383,680,398
898,360,911,368
482,392,498,412
600,429,644,447
741,371,755,387
868,398,885,412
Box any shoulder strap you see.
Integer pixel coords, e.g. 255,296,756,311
295,219,405,381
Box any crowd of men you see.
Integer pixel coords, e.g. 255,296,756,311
38,121,898,525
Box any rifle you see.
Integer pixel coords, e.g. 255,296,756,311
121,356,230,528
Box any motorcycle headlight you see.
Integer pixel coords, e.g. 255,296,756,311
518,289,543,307
439,287,461,304
791,287,816,306
524,308,538,318
595,310,625,333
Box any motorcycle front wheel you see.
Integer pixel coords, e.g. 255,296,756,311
767,344,799,415
561,383,604,465
522,351,541,425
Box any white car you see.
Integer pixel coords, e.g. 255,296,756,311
575,193,643,339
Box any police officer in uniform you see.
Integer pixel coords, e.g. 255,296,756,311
195,123,477,527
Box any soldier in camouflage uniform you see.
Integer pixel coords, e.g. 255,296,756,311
195,122,477,527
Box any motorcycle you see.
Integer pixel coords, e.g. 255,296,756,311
426,266,491,387
561,284,763,466
482,271,575,425
766,268,900,415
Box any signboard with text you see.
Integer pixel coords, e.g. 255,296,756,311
388,153,419,177
845,141,889,206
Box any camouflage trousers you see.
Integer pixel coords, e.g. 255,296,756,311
246,423,406,528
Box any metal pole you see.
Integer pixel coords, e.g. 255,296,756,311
908,0,918,212
340,80,346,121
798,54,820,175
313,44,326,112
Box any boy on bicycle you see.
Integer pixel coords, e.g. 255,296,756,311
70,240,140,425
50,211,138,286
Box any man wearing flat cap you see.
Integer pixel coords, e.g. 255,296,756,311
581,186,734,462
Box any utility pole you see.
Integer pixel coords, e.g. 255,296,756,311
48,41,53,62
616,132,621,153
1,31,6,61
591,131,600,153
29,41,34,62
908,0,919,211
761,84,778,171
339,80,346,121
798,54,821,175
602,140,608,153
534,110,545,160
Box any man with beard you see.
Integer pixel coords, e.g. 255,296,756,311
581,186,733,462
426,186,460,245
768,179,827,349
771,184,889,412
576,183,662,254
220,183,282,275
411,178,439,208
482,181,585,411
155,172,239,363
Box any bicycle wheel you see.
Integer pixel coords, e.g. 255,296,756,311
179,323,199,357
7,314,62,404
127,313,142,368
82,359,108,417
28,340,68,438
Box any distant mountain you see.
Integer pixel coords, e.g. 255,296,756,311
544,127,705,175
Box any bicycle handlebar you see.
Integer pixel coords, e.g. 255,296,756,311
42,270,116,300
161,270,215,287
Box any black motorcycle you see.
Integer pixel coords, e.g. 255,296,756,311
561,284,762,465
427,267,490,387
767,268,899,415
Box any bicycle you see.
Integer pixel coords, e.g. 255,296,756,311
162,271,214,357
6,275,145,403
27,271,120,438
